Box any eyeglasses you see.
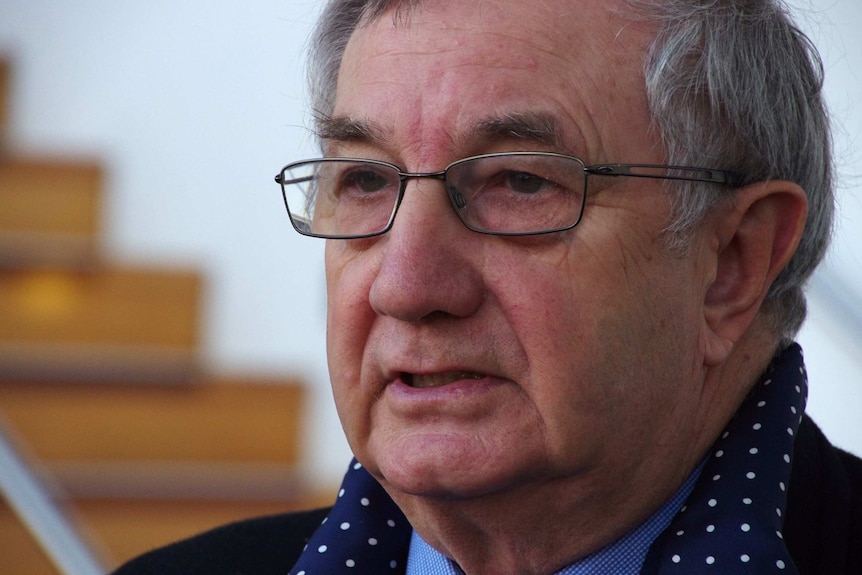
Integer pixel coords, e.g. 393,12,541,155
274,152,743,239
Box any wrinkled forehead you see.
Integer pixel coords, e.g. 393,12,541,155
331,0,660,163
352,0,652,64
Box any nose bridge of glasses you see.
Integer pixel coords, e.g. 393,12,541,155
390,169,472,229
398,170,448,186
397,169,466,207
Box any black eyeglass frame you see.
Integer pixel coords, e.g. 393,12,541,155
274,151,745,239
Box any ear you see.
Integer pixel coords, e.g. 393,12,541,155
702,181,808,366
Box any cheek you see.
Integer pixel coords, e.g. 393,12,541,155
483,254,614,447
324,248,378,444
500,247,698,462
325,243,377,357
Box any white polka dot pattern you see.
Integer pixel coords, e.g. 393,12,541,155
288,459,410,574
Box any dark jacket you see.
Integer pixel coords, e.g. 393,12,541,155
112,417,862,575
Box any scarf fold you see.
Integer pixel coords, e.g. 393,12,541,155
288,460,410,574
289,344,807,575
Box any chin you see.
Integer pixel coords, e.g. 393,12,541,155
368,433,541,501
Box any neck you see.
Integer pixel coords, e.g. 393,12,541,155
387,454,701,575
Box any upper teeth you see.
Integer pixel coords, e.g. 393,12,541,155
408,372,483,388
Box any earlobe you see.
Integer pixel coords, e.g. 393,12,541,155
702,181,808,366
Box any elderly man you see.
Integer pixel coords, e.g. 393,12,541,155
115,0,861,573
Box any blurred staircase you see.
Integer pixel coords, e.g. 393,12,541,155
0,58,331,574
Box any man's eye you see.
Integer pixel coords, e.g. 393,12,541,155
343,169,391,193
505,171,553,194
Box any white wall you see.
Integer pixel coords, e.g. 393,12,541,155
0,0,859,484
788,0,862,454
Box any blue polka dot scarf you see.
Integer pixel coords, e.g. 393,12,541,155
289,344,807,575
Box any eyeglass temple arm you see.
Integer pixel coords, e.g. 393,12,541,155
275,174,315,185
587,164,745,188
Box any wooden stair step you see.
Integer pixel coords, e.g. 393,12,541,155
0,233,99,270
0,156,102,237
0,342,198,384
0,377,306,463
0,264,201,349
2,480,334,574
0,375,316,573
76,494,335,570
0,157,103,267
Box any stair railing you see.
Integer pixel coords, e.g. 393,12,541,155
0,414,105,575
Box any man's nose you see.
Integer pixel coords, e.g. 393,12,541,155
368,179,484,322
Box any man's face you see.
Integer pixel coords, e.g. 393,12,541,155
324,0,715,502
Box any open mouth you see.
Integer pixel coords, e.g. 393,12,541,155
404,371,485,389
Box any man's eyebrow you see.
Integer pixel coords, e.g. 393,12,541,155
473,112,564,149
315,114,386,144
315,111,568,151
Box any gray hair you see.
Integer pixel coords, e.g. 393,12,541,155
307,0,834,342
